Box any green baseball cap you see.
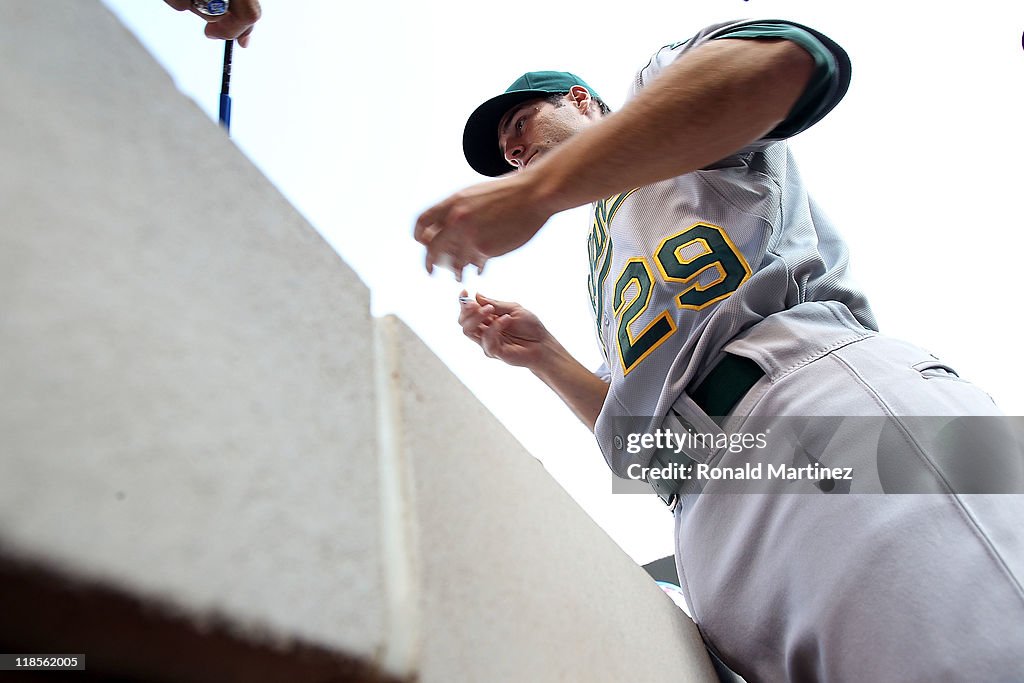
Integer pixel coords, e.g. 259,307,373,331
462,71,601,177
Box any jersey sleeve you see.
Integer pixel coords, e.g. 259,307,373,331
633,19,851,141
593,361,612,384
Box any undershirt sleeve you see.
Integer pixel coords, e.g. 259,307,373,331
710,21,851,139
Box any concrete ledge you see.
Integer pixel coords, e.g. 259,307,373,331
378,316,716,682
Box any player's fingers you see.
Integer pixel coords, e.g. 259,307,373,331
164,0,193,11
457,300,482,326
417,225,442,272
466,311,497,344
468,255,488,277
480,314,512,359
458,290,472,320
458,296,488,324
475,293,518,316
463,309,497,343
430,241,472,282
424,223,476,280
461,319,482,342
414,205,446,244
461,302,495,318
479,327,499,358
451,261,466,283
424,240,452,276
480,317,515,359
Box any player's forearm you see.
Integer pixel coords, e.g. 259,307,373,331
528,340,609,432
528,38,815,214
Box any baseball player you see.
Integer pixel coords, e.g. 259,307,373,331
415,19,1024,682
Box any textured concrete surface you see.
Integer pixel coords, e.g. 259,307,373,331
0,2,715,681
0,0,385,664
378,316,717,682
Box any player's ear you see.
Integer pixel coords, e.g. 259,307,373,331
568,85,592,114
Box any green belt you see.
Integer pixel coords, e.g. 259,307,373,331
648,354,766,508
689,353,765,424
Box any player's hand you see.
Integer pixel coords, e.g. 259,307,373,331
458,291,553,369
414,170,558,277
163,0,261,47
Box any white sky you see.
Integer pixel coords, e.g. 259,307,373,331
103,0,1024,565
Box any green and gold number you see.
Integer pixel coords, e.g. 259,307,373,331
614,222,750,374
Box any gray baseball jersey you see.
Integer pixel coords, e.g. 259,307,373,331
584,20,1024,682
589,20,873,475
